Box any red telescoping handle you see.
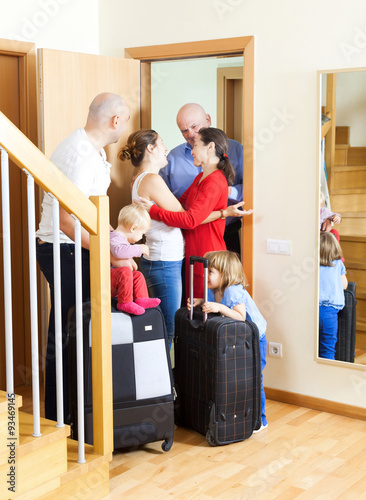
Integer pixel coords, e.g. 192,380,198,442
189,256,209,322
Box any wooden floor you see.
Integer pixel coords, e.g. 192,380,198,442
14,386,366,499
105,399,366,499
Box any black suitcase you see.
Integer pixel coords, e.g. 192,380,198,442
335,281,357,363
68,300,174,452
174,256,261,446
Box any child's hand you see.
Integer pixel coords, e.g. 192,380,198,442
187,298,204,310
321,219,332,231
140,244,149,257
202,301,221,314
332,214,341,224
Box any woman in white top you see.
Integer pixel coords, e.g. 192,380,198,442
119,129,245,346
120,130,184,346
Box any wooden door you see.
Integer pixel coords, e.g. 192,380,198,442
0,41,37,390
217,66,243,143
39,49,141,227
38,50,141,374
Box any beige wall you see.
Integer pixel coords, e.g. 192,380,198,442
98,0,366,408
0,0,99,54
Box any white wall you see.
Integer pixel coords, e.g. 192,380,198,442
0,0,100,54
336,71,366,146
99,0,366,408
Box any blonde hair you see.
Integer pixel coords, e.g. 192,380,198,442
319,231,343,266
204,250,248,293
117,204,151,231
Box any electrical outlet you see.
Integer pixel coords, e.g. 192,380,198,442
268,342,282,358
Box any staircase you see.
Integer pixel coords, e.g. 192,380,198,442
332,126,366,350
0,390,110,499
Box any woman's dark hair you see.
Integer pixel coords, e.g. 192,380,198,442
119,129,158,167
198,127,235,186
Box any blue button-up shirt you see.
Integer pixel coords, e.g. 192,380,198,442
160,139,243,202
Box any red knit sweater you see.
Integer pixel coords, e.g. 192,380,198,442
149,170,228,298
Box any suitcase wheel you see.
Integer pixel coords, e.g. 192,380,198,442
161,437,173,452
206,430,217,447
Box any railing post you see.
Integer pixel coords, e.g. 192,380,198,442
23,169,41,437
0,147,14,398
89,195,113,456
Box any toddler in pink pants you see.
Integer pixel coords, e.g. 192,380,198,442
110,204,160,315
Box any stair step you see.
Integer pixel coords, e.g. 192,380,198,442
332,166,366,190
0,392,22,464
338,218,366,238
347,147,366,165
330,191,366,214
341,238,366,261
0,391,22,414
357,318,366,332
336,126,350,145
331,188,366,195
0,411,70,498
35,439,111,500
345,259,366,271
346,268,366,295
340,235,366,243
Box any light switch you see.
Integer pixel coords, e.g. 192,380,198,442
267,239,291,255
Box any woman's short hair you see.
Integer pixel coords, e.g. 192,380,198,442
198,127,235,186
117,203,151,230
204,250,248,293
319,231,343,266
119,129,158,167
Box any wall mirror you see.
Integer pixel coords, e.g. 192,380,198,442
318,68,366,367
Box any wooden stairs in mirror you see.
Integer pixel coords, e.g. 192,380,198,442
0,390,110,499
331,125,366,351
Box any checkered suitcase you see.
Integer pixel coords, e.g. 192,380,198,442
174,256,261,446
335,282,356,363
68,300,174,452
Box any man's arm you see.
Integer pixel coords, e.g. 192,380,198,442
59,207,90,249
60,207,137,270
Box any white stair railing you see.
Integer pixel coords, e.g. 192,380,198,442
24,169,41,437
1,147,14,399
72,215,86,464
0,110,114,462
51,195,64,428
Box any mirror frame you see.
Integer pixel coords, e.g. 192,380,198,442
316,67,366,371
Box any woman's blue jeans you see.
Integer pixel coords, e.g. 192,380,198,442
139,258,183,341
319,305,339,359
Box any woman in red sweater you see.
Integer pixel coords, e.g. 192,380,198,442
138,127,244,298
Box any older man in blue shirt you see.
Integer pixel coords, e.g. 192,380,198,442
160,103,243,254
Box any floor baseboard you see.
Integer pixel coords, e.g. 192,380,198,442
265,387,366,421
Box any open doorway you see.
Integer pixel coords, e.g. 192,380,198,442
125,37,254,288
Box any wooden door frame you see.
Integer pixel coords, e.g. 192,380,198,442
125,37,255,289
217,65,243,142
0,38,38,385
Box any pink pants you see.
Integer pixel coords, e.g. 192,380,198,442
110,268,148,304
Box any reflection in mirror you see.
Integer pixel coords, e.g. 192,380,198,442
319,69,366,366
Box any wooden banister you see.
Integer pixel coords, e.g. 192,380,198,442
0,111,97,235
89,195,113,456
0,111,113,457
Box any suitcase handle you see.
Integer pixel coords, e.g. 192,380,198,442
189,256,209,323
